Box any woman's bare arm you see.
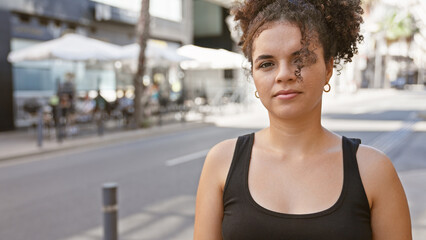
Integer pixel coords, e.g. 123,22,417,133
194,139,236,240
357,145,412,240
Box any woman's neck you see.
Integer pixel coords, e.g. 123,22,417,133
259,106,333,161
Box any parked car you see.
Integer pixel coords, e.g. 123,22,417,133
390,77,406,90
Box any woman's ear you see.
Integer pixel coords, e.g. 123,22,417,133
326,57,334,81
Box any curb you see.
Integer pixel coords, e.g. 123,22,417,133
0,121,213,162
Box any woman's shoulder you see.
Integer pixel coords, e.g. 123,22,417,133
207,138,238,160
356,144,401,206
203,138,239,190
355,144,411,237
356,144,396,179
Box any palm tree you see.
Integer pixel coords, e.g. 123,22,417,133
382,9,417,43
382,7,418,86
133,0,150,128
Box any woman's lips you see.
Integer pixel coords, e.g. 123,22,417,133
274,90,301,100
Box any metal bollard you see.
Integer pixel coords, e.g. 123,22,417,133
158,107,163,126
56,106,64,143
97,112,105,136
37,107,43,147
102,183,118,240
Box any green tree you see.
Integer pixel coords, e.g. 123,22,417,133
382,9,417,42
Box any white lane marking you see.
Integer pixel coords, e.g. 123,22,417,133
165,149,209,166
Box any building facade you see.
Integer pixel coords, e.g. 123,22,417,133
0,0,193,131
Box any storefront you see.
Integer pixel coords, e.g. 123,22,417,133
0,0,193,130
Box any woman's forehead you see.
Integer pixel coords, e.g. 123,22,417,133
252,22,302,57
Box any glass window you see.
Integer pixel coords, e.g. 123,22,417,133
194,0,222,37
91,0,183,22
13,67,53,91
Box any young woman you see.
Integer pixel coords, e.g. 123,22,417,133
194,0,412,239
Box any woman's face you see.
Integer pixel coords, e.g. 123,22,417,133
251,21,333,120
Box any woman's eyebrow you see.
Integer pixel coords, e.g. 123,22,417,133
291,50,301,57
254,54,273,63
254,50,302,63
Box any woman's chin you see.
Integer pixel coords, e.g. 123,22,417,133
268,110,304,121
267,105,321,122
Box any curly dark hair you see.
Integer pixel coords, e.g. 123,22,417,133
231,0,364,78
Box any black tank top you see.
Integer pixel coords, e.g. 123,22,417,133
222,133,372,240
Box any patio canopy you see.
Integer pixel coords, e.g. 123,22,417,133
120,40,189,63
7,33,123,63
177,44,249,70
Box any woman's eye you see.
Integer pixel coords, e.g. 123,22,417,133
259,62,273,68
291,57,299,65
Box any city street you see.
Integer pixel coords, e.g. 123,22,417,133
1,0,425,239
1,89,425,240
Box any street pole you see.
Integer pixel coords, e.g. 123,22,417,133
97,112,104,136
132,0,150,129
374,32,385,88
102,183,118,240
56,79,63,143
37,106,43,147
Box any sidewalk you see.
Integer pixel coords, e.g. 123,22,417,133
0,121,212,162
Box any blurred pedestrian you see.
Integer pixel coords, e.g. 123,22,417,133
149,82,160,105
75,92,95,123
94,90,108,116
48,94,59,126
60,72,76,102
94,90,108,135
194,0,412,240
59,73,77,135
116,90,134,127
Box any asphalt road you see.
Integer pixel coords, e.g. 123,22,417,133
0,126,255,240
1,91,426,239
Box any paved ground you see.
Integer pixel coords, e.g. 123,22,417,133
1,125,253,240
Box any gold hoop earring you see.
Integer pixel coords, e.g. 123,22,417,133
255,91,260,98
323,83,331,93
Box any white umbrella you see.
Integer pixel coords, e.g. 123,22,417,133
177,44,249,70
120,41,189,63
7,33,123,63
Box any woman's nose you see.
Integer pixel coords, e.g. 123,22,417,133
275,62,295,83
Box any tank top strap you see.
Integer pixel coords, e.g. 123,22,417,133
223,133,254,203
342,136,362,179
341,136,371,215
